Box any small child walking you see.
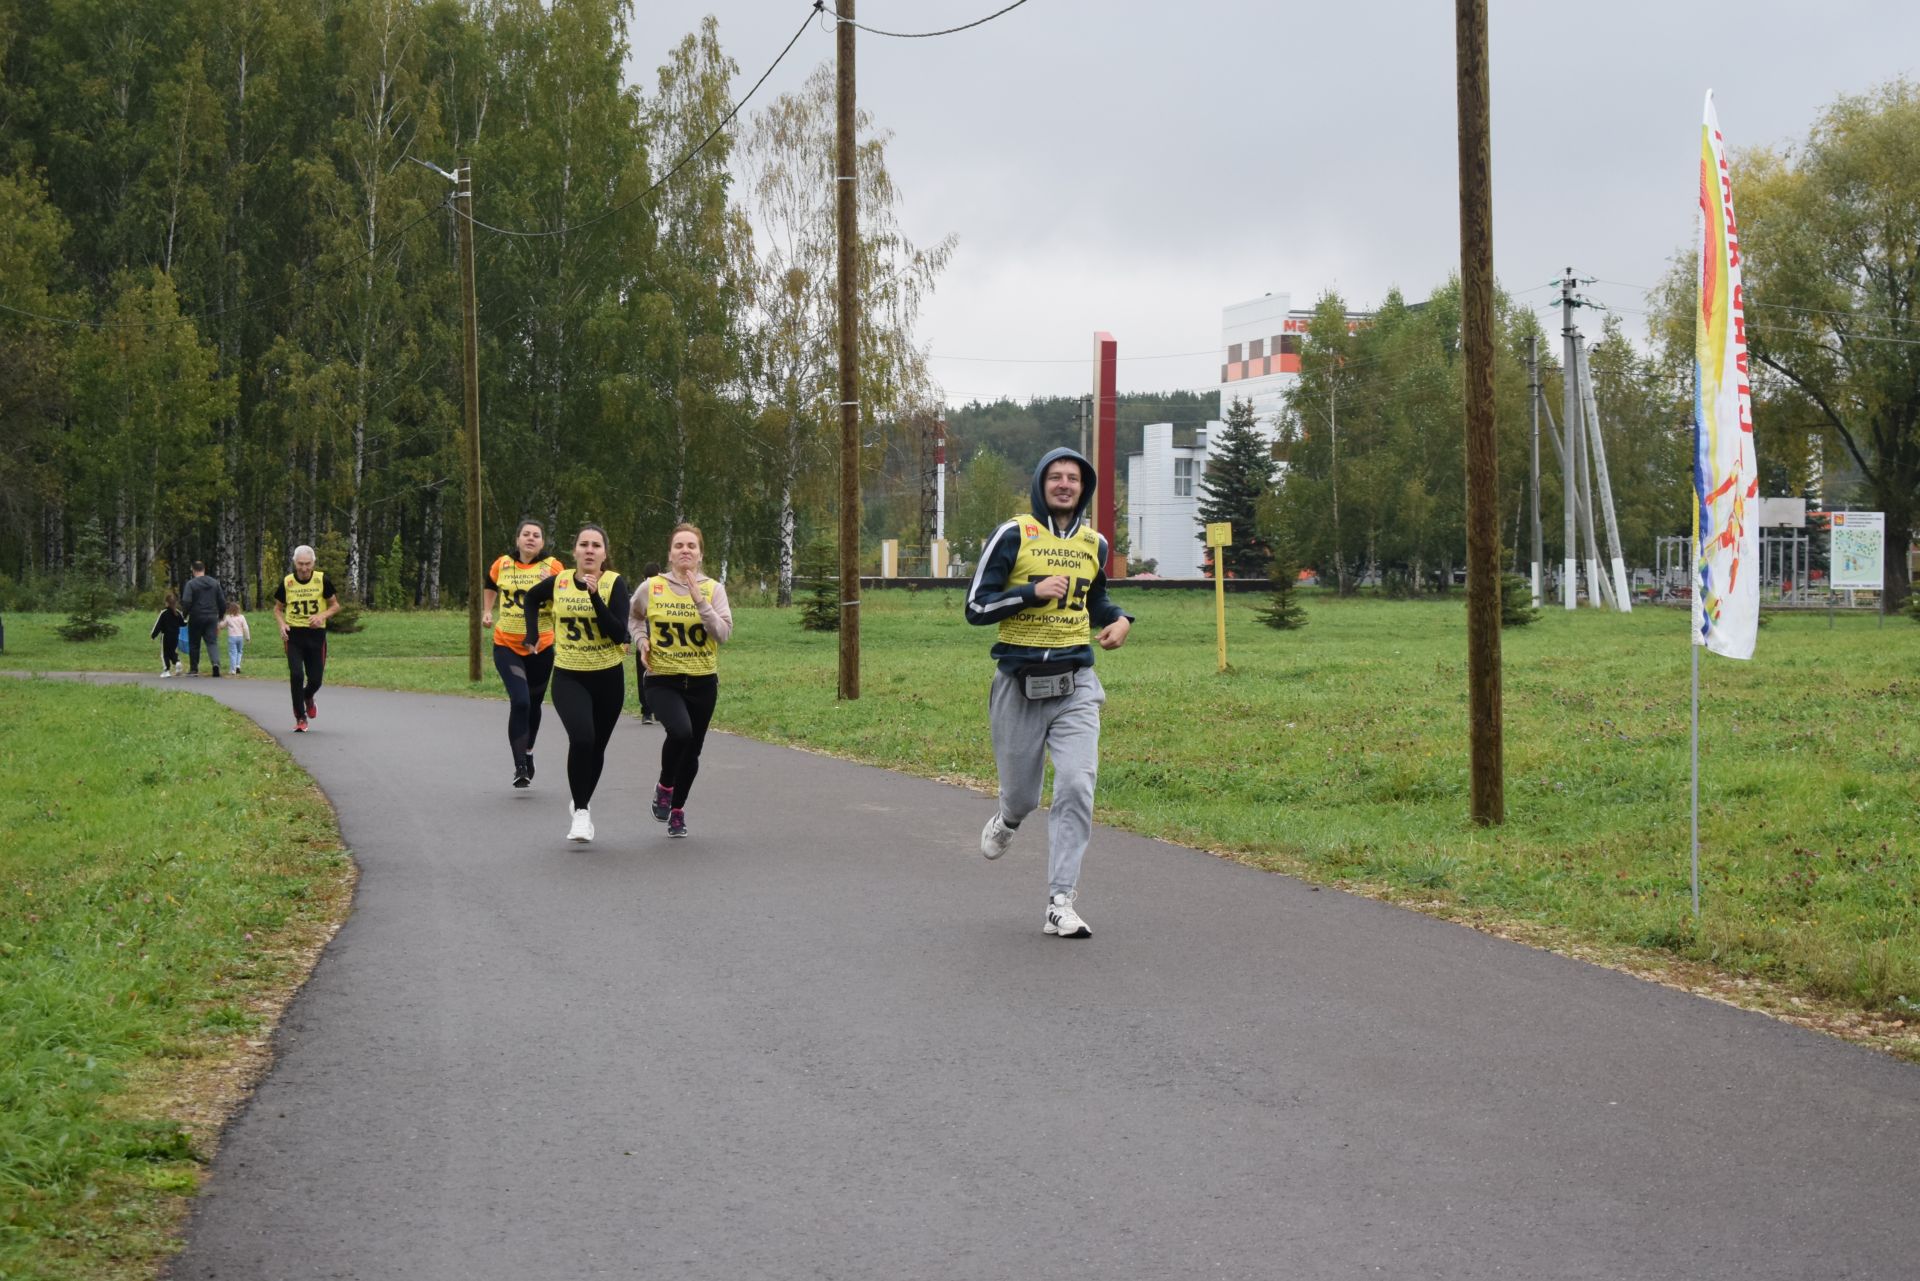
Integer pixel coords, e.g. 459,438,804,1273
150,594,186,676
220,601,251,674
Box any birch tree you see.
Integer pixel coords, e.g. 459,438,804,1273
741,64,952,604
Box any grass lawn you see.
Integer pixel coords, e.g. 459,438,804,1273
5,591,1916,1053
0,679,351,1280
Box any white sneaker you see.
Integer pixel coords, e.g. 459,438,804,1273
160,669,173,678
567,805,594,843
1044,891,1091,938
980,812,1016,860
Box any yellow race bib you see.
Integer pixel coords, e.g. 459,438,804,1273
283,573,329,630
491,556,564,652
552,571,624,671
642,576,719,677
996,519,1100,650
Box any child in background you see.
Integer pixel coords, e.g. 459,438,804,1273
221,600,251,674
151,594,186,677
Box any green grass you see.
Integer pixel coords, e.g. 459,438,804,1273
6,593,1918,1025
0,679,349,1281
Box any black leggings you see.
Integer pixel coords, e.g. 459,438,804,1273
160,635,178,671
287,632,327,718
493,643,555,762
550,664,625,808
645,673,718,808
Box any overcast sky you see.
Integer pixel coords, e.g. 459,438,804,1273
628,1,1920,407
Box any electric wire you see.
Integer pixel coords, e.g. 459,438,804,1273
832,0,1032,39
1580,276,1913,330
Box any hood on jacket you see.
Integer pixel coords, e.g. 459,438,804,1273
1029,446,1096,533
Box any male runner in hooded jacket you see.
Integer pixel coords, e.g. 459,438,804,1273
964,447,1132,937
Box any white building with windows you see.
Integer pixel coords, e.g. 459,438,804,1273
1125,292,1368,577
1126,421,1214,577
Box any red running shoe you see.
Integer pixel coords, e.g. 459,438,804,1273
294,718,309,733
305,695,318,719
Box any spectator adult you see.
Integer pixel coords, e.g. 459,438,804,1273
179,561,227,676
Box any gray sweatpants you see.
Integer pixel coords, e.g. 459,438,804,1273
989,666,1105,896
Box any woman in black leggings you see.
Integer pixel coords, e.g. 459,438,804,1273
482,519,565,788
630,523,733,838
521,525,631,843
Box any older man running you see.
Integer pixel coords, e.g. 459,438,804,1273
272,545,341,733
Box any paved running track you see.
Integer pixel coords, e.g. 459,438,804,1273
79,675,1919,1280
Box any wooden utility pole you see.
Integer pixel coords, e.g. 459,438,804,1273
835,1,860,699
1528,336,1544,609
456,158,483,684
1455,0,1503,825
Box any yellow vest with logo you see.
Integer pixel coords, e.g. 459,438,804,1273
997,517,1101,649
641,575,719,677
491,555,564,653
283,572,330,630
552,570,624,672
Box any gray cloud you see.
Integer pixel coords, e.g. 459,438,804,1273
632,1,1920,401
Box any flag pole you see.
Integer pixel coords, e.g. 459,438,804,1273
1690,603,1701,918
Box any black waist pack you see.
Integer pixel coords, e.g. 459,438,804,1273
1017,659,1078,700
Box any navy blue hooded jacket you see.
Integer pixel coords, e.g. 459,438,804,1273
964,447,1132,672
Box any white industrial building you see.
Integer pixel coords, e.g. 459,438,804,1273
1127,293,1365,577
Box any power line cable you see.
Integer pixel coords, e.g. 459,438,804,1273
833,0,1033,39
456,5,819,241
1592,301,1920,347
1587,276,1913,329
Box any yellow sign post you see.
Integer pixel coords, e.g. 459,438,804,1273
1206,521,1232,672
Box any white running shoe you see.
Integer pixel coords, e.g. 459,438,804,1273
567,805,595,843
160,669,173,678
979,812,1016,860
1044,891,1091,938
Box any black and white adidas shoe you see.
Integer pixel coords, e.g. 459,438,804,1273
1044,891,1091,938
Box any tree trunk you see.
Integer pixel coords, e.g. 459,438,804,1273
348,347,368,598
671,394,687,521
426,487,444,608
114,492,132,588
1887,505,1913,613
776,407,802,607
248,513,263,611
45,501,64,572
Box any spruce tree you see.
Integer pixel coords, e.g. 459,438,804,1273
799,535,840,632
374,534,410,611
1196,397,1276,578
57,517,120,641
312,529,364,633
1499,572,1540,627
1256,523,1308,631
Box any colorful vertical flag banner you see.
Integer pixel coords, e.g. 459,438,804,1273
1693,91,1760,660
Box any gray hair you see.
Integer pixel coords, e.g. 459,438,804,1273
292,545,316,562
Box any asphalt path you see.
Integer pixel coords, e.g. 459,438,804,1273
73,672,1917,1280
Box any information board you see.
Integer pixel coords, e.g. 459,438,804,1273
1828,511,1885,590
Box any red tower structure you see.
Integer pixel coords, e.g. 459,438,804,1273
1090,332,1119,575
